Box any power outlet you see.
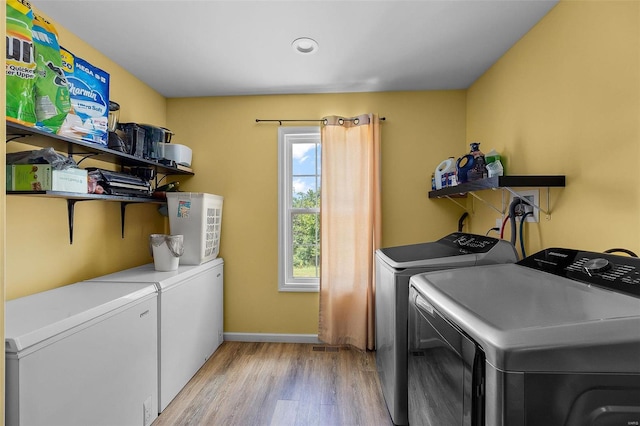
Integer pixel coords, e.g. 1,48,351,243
143,396,153,426
510,190,539,223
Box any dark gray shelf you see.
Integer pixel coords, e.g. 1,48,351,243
428,175,566,198
6,191,167,244
6,190,163,203
6,122,193,176
6,122,193,244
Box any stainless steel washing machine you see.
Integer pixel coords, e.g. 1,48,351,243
375,232,518,425
408,248,640,426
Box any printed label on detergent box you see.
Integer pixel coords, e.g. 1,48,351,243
58,47,109,145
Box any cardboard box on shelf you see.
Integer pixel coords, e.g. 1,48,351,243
6,164,88,193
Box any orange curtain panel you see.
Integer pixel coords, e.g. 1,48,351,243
318,114,382,351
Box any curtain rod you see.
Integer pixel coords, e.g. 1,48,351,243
255,117,386,125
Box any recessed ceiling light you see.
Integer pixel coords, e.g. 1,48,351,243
292,37,318,55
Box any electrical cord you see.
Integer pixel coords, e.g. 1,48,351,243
486,227,500,236
604,248,638,257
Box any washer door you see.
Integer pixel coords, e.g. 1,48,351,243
408,287,485,426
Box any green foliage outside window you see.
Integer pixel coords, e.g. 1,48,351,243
292,188,320,278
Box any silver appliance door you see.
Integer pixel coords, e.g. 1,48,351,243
408,286,484,426
376,257,465,425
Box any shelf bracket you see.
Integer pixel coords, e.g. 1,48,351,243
502,186,552,215
443,195,468,211
67,199,78,244
468,191,503,215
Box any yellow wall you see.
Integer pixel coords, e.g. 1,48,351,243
167,92,466,333
5,8,170,300
466,0,639,256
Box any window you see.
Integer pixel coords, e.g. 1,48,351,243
278,127,321,292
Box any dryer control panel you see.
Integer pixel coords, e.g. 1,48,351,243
518,248,640,297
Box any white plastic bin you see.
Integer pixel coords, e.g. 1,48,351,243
166,192,223,265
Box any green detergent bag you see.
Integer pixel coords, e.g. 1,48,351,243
33,13,70,134
6,0,37,126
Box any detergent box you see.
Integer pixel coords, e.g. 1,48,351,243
58,47,110,145
6,164,88,193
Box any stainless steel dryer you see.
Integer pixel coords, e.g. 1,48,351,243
375,232,518,425
408,248,640,426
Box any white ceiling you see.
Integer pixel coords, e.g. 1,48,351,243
35,0,559,98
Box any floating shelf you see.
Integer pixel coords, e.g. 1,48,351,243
428,175,566,198
428,175,566,217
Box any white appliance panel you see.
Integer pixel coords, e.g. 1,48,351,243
88,258,224,412
5,283,158,426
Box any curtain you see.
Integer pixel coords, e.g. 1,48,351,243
318,113,381,351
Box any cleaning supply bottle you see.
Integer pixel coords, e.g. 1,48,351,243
485,149,505,176
485,149,500,164
434,157,456,189
466,142,486,181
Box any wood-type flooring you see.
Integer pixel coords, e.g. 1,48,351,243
152,341,393,426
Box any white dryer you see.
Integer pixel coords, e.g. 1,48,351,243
5,282,158,426
375,232,517,425
88,258,224,412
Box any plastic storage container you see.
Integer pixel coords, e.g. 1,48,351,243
140,124,169,160
160,143,192,167
118,122,146,158
167,193,223,265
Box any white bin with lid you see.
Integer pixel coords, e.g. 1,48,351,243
166,192,223,265
5,281,158,426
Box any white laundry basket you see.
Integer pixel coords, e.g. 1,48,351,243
166,192,223,265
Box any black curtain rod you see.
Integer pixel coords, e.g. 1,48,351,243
255,117,386,125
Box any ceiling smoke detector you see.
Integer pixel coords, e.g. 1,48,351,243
292,37,319,54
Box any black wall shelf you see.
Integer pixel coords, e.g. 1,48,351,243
6,122,192,243
428,175,566,198
428,175,566,217
6,122,193,176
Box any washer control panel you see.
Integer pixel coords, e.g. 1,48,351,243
437,232,499,254
518,248,640,297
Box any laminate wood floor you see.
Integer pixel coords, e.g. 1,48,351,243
153,341,393,426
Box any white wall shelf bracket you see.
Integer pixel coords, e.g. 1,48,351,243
443,195,468,212
469,191,503,215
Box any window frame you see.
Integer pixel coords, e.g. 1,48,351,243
278,126,321,292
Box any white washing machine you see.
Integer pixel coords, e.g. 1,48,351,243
408,248,640,425
5,281,158,426
375,232,517,425
88,258,224,412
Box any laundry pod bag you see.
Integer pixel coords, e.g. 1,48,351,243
33,12,71,133
6,0,37,126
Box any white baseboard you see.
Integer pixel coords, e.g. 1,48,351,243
223,332,321,344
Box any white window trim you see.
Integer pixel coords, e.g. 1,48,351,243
278,126,321,292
